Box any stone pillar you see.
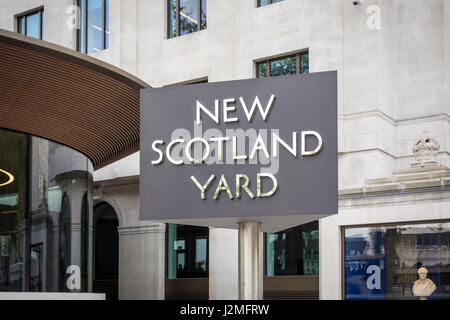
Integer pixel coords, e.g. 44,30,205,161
209,228,239,300
238,222,263,300
118,223,165,300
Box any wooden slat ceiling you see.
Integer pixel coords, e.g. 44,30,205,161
0,29,150,170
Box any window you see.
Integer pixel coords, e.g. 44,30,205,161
80,193,89,292
344,222,450,300
0,128,93,293
266,221,319,276
167,224,209,279
17,8,44,40
168,0,207,38
256,51,309,78
59,194,71,291
258,0,284,7
77,0,109,54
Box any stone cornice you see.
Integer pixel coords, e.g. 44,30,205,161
118,224,166,236
340,110,450,126
340,166,450,196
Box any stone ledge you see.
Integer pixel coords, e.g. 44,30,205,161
340,165,450,196
118,224,166,235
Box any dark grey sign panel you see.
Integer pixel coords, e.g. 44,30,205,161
140,72,337,230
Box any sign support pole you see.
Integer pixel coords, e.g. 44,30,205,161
238,221,263,300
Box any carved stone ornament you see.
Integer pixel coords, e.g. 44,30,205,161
411,129,440,168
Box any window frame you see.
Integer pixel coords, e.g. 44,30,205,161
341,219,450,300
16,7,44,40
167,0,206,39
255,50,309,78
77,0,109,54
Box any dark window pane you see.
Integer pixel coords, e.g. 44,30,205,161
168,224,208,279
105,0,109,48
87,0,103,54
266,221,319,276
257,62,267,78
272,0,284,3
18,16,25,35
94,202,118,281
168,0,177,38
179,0,198,36
80,194,89,291
41,11,44,39
300,52,309,74
30,244,43,291
0,130,28,291
59,195,71,291
200,0,207,30
25,12,40,39
258,0,270,7
270,55,296,77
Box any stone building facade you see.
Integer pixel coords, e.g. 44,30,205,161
0,0,449,299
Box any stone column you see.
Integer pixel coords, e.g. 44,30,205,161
118,222,165,300
238,222,263,300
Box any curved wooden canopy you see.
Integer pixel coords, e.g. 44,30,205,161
0,29,150,169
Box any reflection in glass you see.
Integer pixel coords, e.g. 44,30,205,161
78,0,109,54
80,193,89,291
200,0,207,30
87,0,103,54
105,0,109,48
30,244,43,291
257,52,309,78
168,224,209,279
26,12,40,39
300,52,309,74
257,62,267,78
180,0,198,36
270,55,296,77
0,128,93,292
168,0,177,38
345,223,450,300
266,221,319,276
168,0,206,38
0,130,28,291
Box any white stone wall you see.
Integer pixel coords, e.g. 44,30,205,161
1,0,449,300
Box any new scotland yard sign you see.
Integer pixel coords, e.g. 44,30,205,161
140,71,337,232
